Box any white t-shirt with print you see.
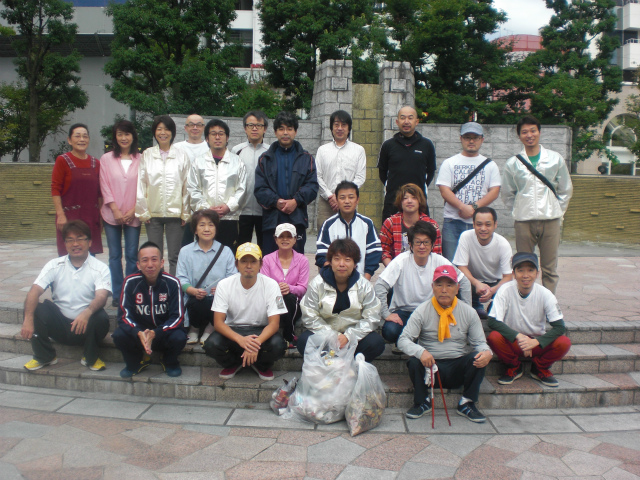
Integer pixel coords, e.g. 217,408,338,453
436,153,501,223
453,230,512,283
490,281,563,336
212,273,287,327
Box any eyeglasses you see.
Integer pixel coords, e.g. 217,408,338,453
413,240,432,247
64,237,89,245
246,123,265,129
71,134,89,140
461,135,483,141
186,123,204,128
209,131,226,138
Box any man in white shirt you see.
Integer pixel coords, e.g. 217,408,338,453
315,110,366,229
175,113,210,246
436,122,501,261
203,242,287,381
21,220,111,372
232,110,269,248
453,206,513,319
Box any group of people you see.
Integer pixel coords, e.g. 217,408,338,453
21,105,575,425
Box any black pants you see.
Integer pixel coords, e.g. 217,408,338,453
238,214,263,249
262,225,306,256
203,326,286,371
217,220,240,254
280,293,301,342
186,296,214,332
181,221,194,247
407,352,486,405
111,326,187,370
32,300,109,365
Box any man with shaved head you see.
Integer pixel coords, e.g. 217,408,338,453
377,106,436,222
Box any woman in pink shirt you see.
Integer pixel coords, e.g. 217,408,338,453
260,223,309,349
99,120,141,306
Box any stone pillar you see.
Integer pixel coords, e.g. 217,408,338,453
379,61,415,141
309,59,354,144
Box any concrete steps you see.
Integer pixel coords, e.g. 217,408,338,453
1,306,640,410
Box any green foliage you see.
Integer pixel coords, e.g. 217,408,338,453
231,81,285,118
259,0,381,112
105,0,247,117
0,25,15,36
380,0,514,123
624,91,640,165
525,0,622,163
1,0,88,162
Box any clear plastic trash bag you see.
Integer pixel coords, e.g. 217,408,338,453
345,353,386,436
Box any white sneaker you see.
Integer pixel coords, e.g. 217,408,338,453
186,332,199,344
200,332,211,346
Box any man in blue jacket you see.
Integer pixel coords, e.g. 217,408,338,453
254,111,319,255
112,241,187,378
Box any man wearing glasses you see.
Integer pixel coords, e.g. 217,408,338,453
21,220,111,372
232,110,269,248
436,122,501,261
374,221,470,350
175,114,209,245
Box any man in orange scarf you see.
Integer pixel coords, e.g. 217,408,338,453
398,265,493,423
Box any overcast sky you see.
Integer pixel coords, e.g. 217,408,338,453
490,0,554,39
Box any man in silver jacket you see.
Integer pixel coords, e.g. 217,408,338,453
502,115,573,294
298,238,385,362
187,119,247,254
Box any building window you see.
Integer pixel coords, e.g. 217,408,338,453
235,0,253,10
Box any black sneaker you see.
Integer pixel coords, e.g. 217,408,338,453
498,364,524,385
457,402,486,423
530,365,559,387
405,398,432,419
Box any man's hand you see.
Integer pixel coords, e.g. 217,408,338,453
281,199,297,215
385,313,403,325
337,334,349,349
21,317,35,340
211,204,231,217
516,333,539,357
237,334,261,353
473,350,492,368
70,310,91,335
241,350,258,367
138,329,156,355
420,350,435,368
279,282,290,295
328,195,339,211
458,204,475,219
56,213,67,231
475,282,492,303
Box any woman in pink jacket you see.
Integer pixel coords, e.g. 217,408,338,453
260,223,309,349
99,120,141,306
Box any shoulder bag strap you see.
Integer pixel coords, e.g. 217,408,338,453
451,158,493,195
515,154,559,199
194,246,225,289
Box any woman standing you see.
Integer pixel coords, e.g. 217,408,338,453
260,223,309,349
136,115,190,275
100,120,142,306
177,210,236,345
51,123,103,256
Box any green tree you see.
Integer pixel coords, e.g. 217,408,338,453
105,0,246,118
231,81,285,119
525,0,622,163
259,0,381,112
380,0,514,123
1,0,88,162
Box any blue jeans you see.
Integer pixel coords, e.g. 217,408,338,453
442,218,473,261
381,309,413,345
104,222,141,301
472,281,499,310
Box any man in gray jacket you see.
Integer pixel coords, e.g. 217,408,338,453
398,265,493,423
502,115,573,294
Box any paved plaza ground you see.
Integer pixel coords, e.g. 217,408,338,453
0,239,639,478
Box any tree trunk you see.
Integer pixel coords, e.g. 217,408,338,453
28,83,40,162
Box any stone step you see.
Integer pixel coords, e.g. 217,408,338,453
3,306,639,346
1,321,639,376
0,352,639,410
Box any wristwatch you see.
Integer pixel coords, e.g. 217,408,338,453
471,202,478,210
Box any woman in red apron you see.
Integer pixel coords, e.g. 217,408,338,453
51,123,103,256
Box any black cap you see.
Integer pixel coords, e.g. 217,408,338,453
512,252,539,270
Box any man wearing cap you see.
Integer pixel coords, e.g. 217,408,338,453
436,122,501,261
487,252,571,387
502,115,573,294
203,242,288,380
113,241,186,378
398,265,492,423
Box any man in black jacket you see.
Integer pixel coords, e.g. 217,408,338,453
112,241,187,378
254,111,319,255
377,106,436,221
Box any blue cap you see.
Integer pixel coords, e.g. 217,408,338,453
512,252,539,270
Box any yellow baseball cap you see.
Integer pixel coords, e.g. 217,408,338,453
235,242,262,260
